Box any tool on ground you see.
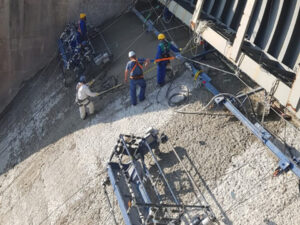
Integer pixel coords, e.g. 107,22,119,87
103,128,213,225
97,83,123,97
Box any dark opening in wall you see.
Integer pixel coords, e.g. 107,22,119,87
268,0,293,58
282,11,300,69
210,1,220,17
220,0,234,25
246,0,261,39
254,0,273,48
202,0,210,13
230,0,247,31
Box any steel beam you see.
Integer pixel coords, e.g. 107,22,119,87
198,72,300,178
230,0,257,61
107,163,133,225
190,0,205,29
287,67,300,113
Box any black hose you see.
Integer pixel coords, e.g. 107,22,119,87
168,92,188,107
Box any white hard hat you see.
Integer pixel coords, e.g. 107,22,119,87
128,51,136,58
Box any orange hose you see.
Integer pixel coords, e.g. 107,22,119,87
154,56,175,63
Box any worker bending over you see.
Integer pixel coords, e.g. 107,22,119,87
125,51,150,106
76,75,99,119
155,33,180,86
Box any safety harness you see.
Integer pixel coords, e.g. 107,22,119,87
159,41,171,58
129,60,144,80
76,83,90,106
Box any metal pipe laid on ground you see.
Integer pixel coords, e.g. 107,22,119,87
167,142,216,221
144,141,180,205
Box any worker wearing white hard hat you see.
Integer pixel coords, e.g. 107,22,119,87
125,51,150,105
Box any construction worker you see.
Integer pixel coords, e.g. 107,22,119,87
155,33,180,86
125,51,150,106
75,75,99,119
78,13,88,41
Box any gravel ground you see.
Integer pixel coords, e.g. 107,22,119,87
0,12,300,225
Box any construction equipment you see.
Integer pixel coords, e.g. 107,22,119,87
132,4,300,180
58,23,111,87
103,128,214,225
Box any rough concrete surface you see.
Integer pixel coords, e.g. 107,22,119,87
0,0,132,114
1,10,300,225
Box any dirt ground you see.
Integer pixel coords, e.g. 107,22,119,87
0,10,300,225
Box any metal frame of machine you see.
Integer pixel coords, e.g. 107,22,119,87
58,23,111,86
103,129,214,225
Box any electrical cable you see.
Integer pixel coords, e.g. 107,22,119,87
146,0,175,42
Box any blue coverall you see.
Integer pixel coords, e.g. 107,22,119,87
76,18,88,46
155,40,179,85
76,31,83,45
79,19,87,40
126,58,146,105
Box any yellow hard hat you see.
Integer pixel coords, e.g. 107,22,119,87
158,33,165,40
80,13,86,19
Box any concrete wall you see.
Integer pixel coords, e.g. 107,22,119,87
0,0,131,114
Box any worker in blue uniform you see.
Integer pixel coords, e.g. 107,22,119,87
155,33,180,86
78,13,88,41
125,51,150,106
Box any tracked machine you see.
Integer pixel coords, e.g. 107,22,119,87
103,129,215,225
58,23,111,86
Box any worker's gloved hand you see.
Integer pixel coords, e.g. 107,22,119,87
96,92,101,96
179,48,183,52
154,61,157,65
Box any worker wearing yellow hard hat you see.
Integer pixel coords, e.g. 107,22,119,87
78,13,88,43
80,13,86,19
155,33,180,86
157,33,165,40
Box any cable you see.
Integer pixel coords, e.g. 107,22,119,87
146,0,176,42
161,24,185,33
181,55,237,76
